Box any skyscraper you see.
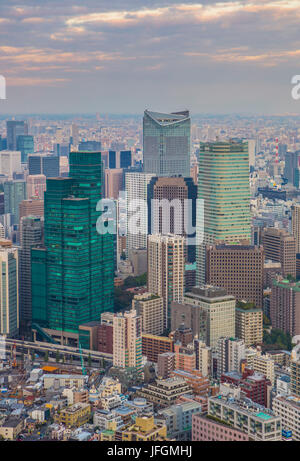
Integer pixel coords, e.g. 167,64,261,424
292,204,300,254
147,234,185,329
143,110,191,177
261,227,296,278
4,180,27,226
28,155,60,178
270,276,300,337
31,151,114,344
19,216,43,335
148,176,197,262
0,241,19,337
26,174,46,200
196,140,251,284
17,135,34,163
125,172,154,255
6,120,28,150
206,244,264,308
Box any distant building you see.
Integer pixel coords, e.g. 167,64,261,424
28,154,60,178
4,180,27,225
6,120,28,151
26,174,46,200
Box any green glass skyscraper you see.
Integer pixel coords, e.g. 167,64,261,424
196,140,251,284
31,151,114,344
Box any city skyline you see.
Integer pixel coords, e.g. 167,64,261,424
0,0,300,114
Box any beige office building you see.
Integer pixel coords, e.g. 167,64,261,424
147,234,185,329
235,306,263,346
132,292,164,336
113,309,143,373
292,204,300,254
26,174,46,200
177,286,236,349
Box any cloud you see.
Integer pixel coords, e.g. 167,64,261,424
7,77,70,86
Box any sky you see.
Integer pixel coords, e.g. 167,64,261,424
0,0,300,114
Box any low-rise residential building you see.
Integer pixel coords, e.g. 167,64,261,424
54,403,91,428
208,395,281,441
192,414,249,441
137,377,191,407
159,401,202,440
272,394,300,441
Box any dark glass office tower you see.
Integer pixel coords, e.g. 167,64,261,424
19,216,43,335
119,150,132,169
28,155,60,178
31,151,114,343
109,150,116,169
143,110,191,176
6,121,28,150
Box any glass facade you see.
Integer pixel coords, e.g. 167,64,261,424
143,110,191,177
32,151,114,335
196,141,251,284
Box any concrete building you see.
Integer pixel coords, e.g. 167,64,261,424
148,176,197,262
0,151,22,178
194,339,211,377
206,244,264,308
105,168,123,200
174,286,236,349
19,198,44,223
235,304,263,346
132,292,164,336
270,276,300,337
137,377,191,407
142,333,174,363
26,174,46,200
128,248,147,277
208,395,281,441
159,401,202,440
113,309,143,374
147,234,185,329
157,352,175,379
217,337,246,378
261,228,296,278
246,349,275,385
192,415,249,441
273,395,300,441
54,403,91,428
